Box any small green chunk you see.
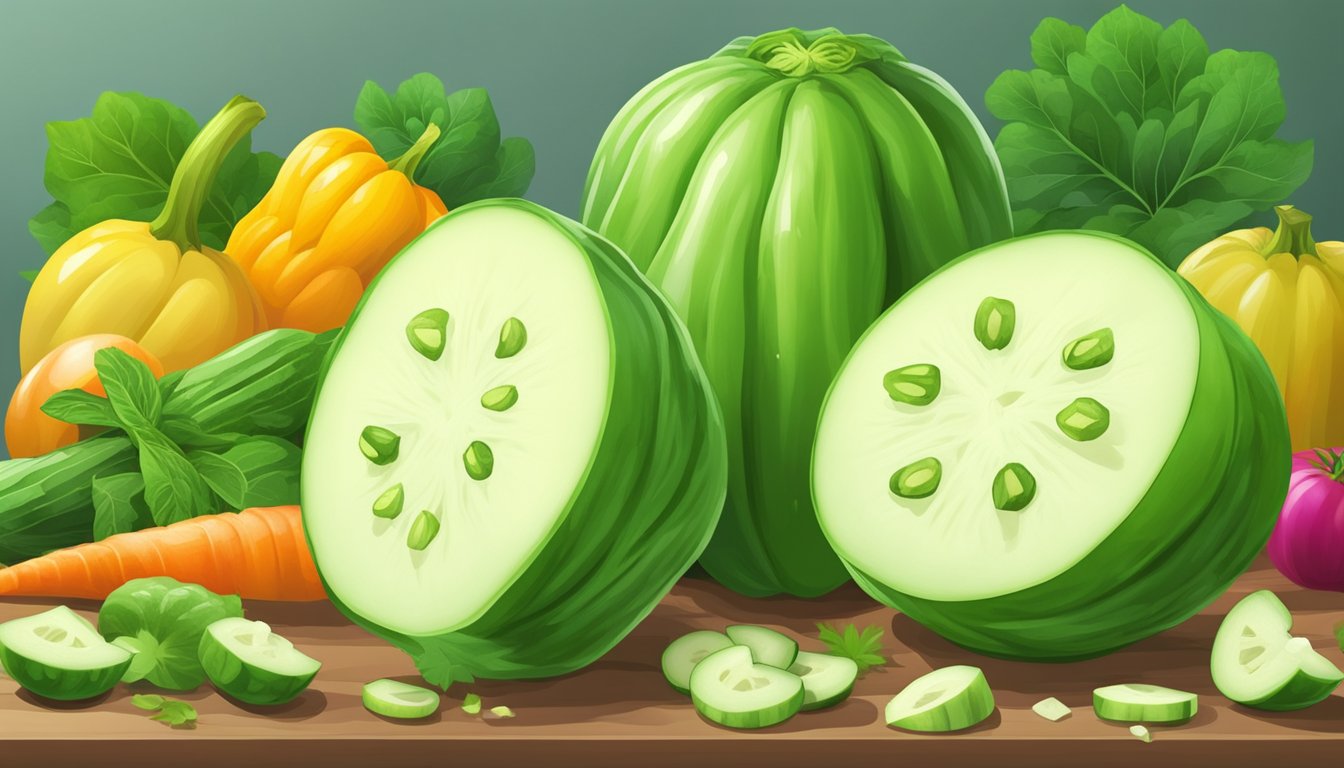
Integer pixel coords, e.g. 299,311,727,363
889,457,942,499
1062,328,1115,370
973,297,1016,350
406,308,450,361
1032,697,1071,722
1056,397,1111,441
992,463,1037,512
1130,724,1152,743
463,440,495,481
883,364,942,406
372,484,405,519
359,426,400,465
462,692,482,715
481,385,519,412
495,317,527,359
490,705,516,718
407,511,440,551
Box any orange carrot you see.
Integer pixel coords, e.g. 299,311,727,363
0,506,325,601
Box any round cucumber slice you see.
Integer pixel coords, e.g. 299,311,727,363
690,645,804,729
885,665,995,732
362,678,441,719
789,650,858,711
1211,590,1343,711
1093,684,1197,723
813,230,1291,660
0,606,131,701
198,618,321,706
724,625,798,669
662,630,733,694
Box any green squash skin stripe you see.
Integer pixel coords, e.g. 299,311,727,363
302,199,728,681
817,230,1291,661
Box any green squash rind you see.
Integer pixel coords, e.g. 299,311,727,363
197,627,318,706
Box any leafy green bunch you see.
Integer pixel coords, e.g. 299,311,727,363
986,4,1313,266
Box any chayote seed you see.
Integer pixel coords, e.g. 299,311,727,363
372,483,405,519
359,426,400,466
889,457,943,499
974,297,1016,351
463,440,495,481
883,364,942,406
992,463,1037,511
406,308,450,361
1056,397,1111,441
496,317,527,359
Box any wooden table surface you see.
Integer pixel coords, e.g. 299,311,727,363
1,557,1340,767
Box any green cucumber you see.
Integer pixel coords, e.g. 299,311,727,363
689,645,804,729
0,606,131,701
662,631,734,695
885,665,995,732
724,625,797,669
1211,590,1343,711
362,678,440,719
1093,684,1197,724
789,650,858,711
198,618,320,706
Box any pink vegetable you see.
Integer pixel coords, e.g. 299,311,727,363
1267,448,1344,592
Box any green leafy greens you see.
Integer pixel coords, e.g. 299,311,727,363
29,91,281,255
355,73,535,208
817,622,886,673
132,693,199,727
985,4,1313,266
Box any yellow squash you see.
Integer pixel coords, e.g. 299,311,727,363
226,124,448,332
1178,205,1344,449
20,96,268,374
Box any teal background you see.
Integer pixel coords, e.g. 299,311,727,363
1,0,1340,458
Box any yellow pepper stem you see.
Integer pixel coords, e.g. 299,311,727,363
1262,204,1318,259
388,123,442,179
150,95,267,252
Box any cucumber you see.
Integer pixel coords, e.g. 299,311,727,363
0,606,131,701
689,645,804,729
661,631,733,694
198,618,320,706
362,678,440,719
1211,590,1343,711
885,665,995,732
725,625,798,669
789,650,858,711
1031,697,1071,721
1093,684,1197,724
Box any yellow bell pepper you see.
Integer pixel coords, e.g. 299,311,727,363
20,96,268,374
1178,205,1344,450
225,124,448,332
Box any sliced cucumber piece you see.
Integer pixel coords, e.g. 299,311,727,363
885,665,995,733
661,630,733,694
1211,590,1343,711
198,618,321,706
689,645,804,729
1093,683,1197,724
0,606,131,701
1031,696,1071,721
1129,724,1152,743
789,650,858,711
363,678,440,719
725,625,798,669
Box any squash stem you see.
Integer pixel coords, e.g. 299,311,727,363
150,95,266,253
389,124,441,179
1263,205,1318,259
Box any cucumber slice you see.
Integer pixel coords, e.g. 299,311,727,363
1211,590,1343,711
885,665,995,732
689,645,804,729
1031,697,1071,721
0,606,131,701
362,678,440,719
789,650,858,711
198,618,321,706
662,630,733,694
1093,683,1197,723
724,625,798,669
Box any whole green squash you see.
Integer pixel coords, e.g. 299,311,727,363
582,27,1012,596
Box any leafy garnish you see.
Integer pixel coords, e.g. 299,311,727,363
30,91,280,255
461,692,482,715
489,705,515,718
132,693,198,728
985,4,1312,266
1308,449,1344,481
90,472,153,541
817,622,886,672
413,639,475,690
354,73,535,209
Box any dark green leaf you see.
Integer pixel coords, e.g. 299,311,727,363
414,639,475,690
160,414,246,450
450,137,536,206
1030,18,1087,76
91,472,152,541
93,347,162,431
188,436,302,511
136,430,218,526
40,389,121,429
157,369,187,402
28,203,72,255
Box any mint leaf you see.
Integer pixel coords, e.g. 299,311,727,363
150,700,198,727
93,347,162,431
91,472,153,541
137,430,218,526
987,6,1312,266
188,436,302,510
131,693,167,711
40,389,120,429
31,91,280,255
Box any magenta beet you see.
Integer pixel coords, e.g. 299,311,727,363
1267,448,1344,592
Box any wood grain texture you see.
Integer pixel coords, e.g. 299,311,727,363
1,557,1340,766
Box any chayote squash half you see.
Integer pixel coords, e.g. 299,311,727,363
581,27,1012,597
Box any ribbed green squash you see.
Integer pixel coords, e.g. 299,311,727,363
582,27,1012,596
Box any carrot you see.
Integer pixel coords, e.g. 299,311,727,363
0,506,325,601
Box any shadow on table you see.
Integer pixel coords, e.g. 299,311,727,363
1232,697,1344,732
